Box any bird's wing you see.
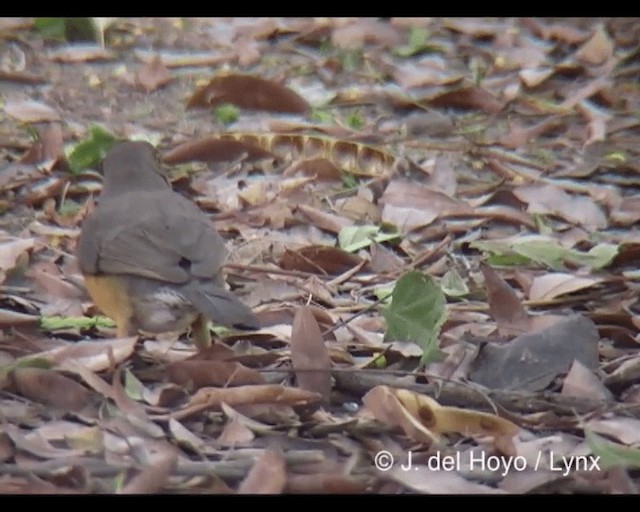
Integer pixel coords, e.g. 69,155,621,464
78,191,226,284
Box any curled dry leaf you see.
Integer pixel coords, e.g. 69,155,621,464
470,315,599,392
9,367,92,412
166,360,265,389
380,179,473,232
238,447,287,494
513,183,607,230
42,336,138,372
363,385,519,446
575,25,614,66
118,441,179,494
162,136,277,165
280,245,363,275
3,99,61,123
48,43,116,63
135,55,172,93
172,384,321,420
480,263,529,337
216,415,256,446
290,306,332,401
561,360,613,401
529,273,603,302
421,84,504,114
0,237,35,284
187,74,310,114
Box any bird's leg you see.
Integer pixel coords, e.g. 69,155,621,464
191,314,212,350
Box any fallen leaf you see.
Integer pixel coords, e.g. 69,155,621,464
575,25,614,66
3,100,60,123
529,273,602,302
135,55,172,92
238,448,287,494
187,74,310,114
469,315,600,391
290,307,332,401
9,367,92,412
166,360,265,389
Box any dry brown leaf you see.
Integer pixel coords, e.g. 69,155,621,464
284,157,343,181
513,183,607,230
43,337,138,372
187,74,310,114
380,179,473,232
216,415,256,447
18,123,64,167
519,67,554,88
166,360,265,389
561,360,613,401
529,273,603,302
134,48,231,67
586,417,640,445
361,385,439,444
423,85,504,114
9,368,91,412
4,424,85,459
296,204,354,234
290,306,332,401
280,245,363,275
331,18,401,48
388,464,506,494
575,25,614,66
3,99,61,123
173,384,321,420
393,388,519,438
480,263,529,337
118,442,178,494
363,385,519,447
135,55,172,92
286,473,367,494
48,43,115,63
0,237,34,285
238,448,287,494
162,136,277,165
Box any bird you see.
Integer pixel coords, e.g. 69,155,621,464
76,140,258,349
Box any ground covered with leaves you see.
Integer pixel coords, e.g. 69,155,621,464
1,17,640,494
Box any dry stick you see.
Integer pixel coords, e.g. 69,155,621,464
224,262,323,280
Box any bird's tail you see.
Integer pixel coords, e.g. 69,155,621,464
182,282,259,330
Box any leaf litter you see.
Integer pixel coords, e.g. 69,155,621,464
1,17,640,494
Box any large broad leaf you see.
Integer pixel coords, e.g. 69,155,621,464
585,430,640,469
66,125,118,174
338,225,399,253
382,271,447,364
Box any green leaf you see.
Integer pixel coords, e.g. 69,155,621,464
345,109,365,130
40,315,115,331
124,368,145,401
382,271,447,364
393,27,433,57
34,17,99,43
471,236,618,271
512,238,567,269
338,225,400,253
440,268,470,298
567,243,618,270
373,284,394,303
311,108,334,124
34,18,68,41
585,429,640,469
341,172,359,190
213,103,240,126
66,125,118,174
